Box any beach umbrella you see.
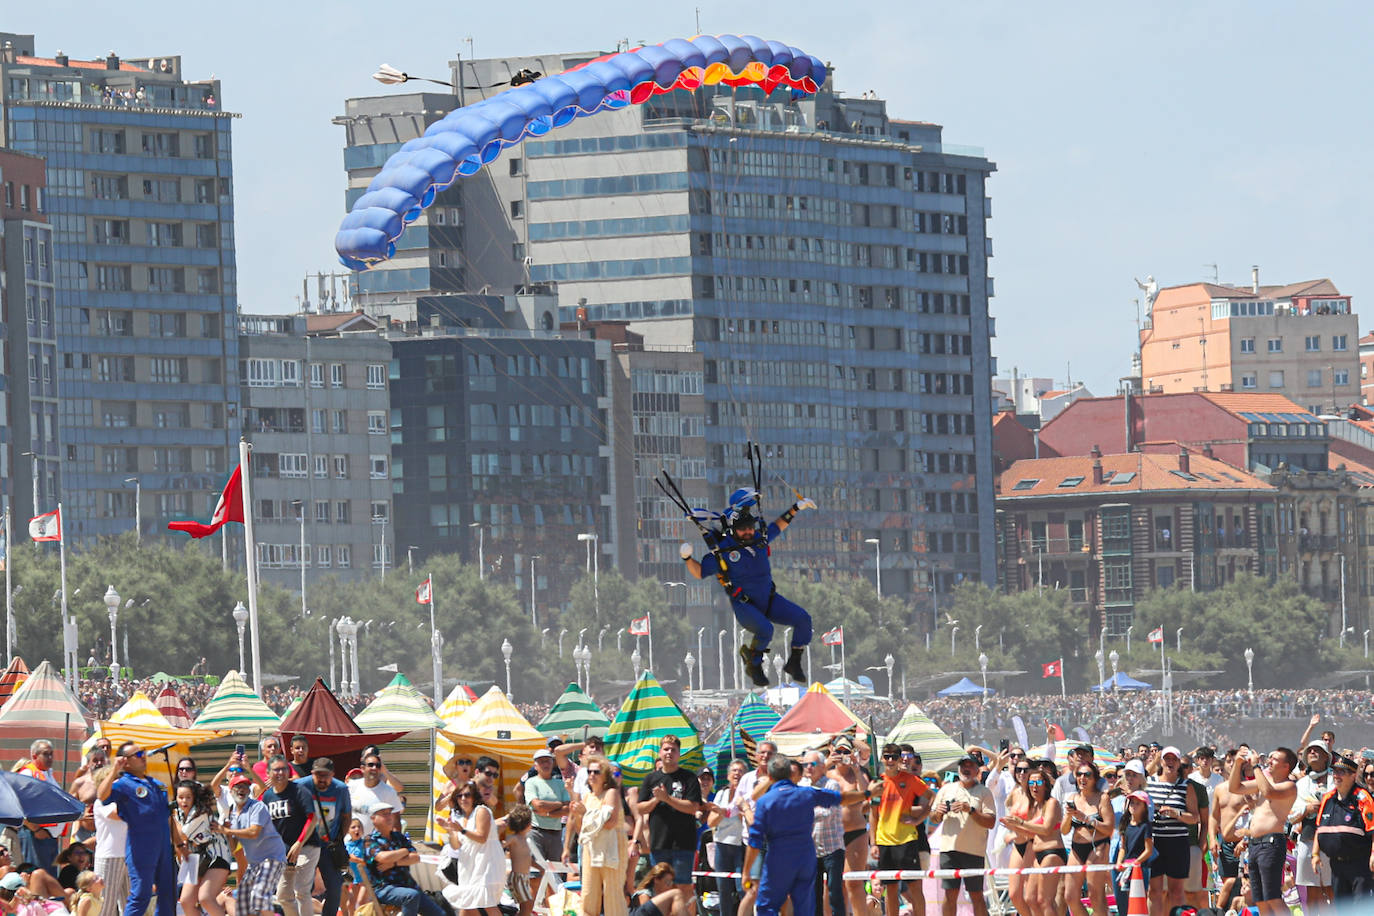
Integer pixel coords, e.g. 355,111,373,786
536,683,609,738
604,671,703,786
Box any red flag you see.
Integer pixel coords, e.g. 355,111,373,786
167,463,244,538
1048,723,1066,742
628,615,650,636
821,626,844,646
1147,627,1164,644
1042,659,1062,678
416,576,432,605
28,508,61,542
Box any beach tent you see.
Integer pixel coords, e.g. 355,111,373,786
536,683,610,738
353,673,444,835
154,685,193,728
425,684,479,842
766,682,865,755
0,661,88,775
355,673,445,733
0,657,29,708
279,678,401,760
192,670,281,732
884,704,967,773
437,687,545,829
605,671,703,786
85,691,172,752
703,694,779,770
1089,671,1152,692
824,677,874,700
935,677,995,698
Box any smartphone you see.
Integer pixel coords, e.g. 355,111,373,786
235,743,246,758
999,738,1009,753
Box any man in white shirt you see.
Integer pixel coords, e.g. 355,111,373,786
347,751,404,816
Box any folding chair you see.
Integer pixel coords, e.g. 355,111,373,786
528,835,575,915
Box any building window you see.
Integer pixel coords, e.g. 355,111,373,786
330,363,344,388
366,364,386,389
1335,369,1350,386
280,360,300,387
373,544,392,569
1306,335,1321,352
310,363,325,387
1334,335,1349,351
370,455,388,479
245,358,280,387
510,200,524,219
315,500,330,523
336,546,351,568
335,500,350,523
332,410,347,434
316,546,331,568
1240,373,1257,389
333,455,348,479
1267,338,1283,353
279,454,308,478
1307,369,1323,387
314,455,328,478
149,358,186,383
1104,558,1133,604
1268,370,1285,388
311,409,326,434
1239,337,1255,353
371,501,389,522
368,411,386,434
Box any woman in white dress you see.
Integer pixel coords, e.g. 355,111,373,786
443,781,506,916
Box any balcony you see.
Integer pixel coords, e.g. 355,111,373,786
1299,534,1340,552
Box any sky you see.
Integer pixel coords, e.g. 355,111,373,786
14,1,1374,395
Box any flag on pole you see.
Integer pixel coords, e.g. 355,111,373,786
416,576,433,605
1041,659,1062,678
168,463,244,538
628,615,650,636
28,509,61,542
821,626,844,646
1147,627,1164,644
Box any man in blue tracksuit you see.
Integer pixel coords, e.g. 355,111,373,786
681,487,816,686
742,755,868,916
98,741,176,916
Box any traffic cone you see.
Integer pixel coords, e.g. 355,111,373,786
1127,863,1148,916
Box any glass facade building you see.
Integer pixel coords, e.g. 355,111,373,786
0,36,238,538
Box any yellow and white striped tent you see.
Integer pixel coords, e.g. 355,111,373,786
424,684,476,842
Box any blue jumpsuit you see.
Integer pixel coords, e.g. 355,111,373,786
747,780,842,916
108,772,177,916
700,522,812,651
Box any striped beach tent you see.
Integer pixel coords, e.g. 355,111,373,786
704,694,779,769
441,687,544,807
92,720,231,791
734,693,781,738
0,660,88,774
192,670,280,732
0,657,30,708
767,682,865,755
605,671,703,786
536,683,610,738
884,704,968,773
154,684,193,728
355,673,445,733
425,684,479,842
85,691,172,753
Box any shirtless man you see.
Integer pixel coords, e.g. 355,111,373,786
1227,748,1298,916
1209,751,1251,910
828,735,871,916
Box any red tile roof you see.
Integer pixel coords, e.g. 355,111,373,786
1196,392,1315,418
16,55,144,72
305,311,378,334
998,450,1271,498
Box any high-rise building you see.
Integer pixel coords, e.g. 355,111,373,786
0,148,51,520
1140,276,1358,415
339,50,999,626
0,34,238,538
238,311,394,589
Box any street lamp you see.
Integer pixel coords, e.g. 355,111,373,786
696,627,706,690
232,601,249,674
864,537,881,597
951,626,959,656
291,500,306,619
1125,625,1134,655
974,624,983,653
529,556,541,626
717,629,728,691
406,545,419,575
771,653,785,684
124,478,141,544
1109,649,1120,688
631,646,642,679
501,638,513,697
598,626,609,651
1244,647,1255,699
1176,627,1183,651
1365,629,1371,659
978,652,989,701
685,652,696,693
558,628,567,658
469,521,484,580
1094,648,1105,695
577,532,600,621
103,585,120,674
884,653,895,699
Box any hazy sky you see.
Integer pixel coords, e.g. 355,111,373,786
16,1,1374,394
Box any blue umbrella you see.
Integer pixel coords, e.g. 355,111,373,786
0,771,84,827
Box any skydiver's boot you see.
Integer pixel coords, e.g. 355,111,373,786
782,646,807,684
739,645,769,687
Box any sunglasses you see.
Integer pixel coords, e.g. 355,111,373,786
832,748,851,756
364,762,381,768
1076,771,1095,777
1009,752,1025,759
483,769,499,777
456,759,473,766
588,769,602,775
882,754,899,761
125,750,145,759
1014,767,1030,774
1027,780,1046,787
177,766,196,772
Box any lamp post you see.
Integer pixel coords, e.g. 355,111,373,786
951,626,959,656
292,500,307,618
541,628,549,647
771,653,785,684
1244,647,1255,700
685,652,696,694
617,629,624,652
431,628,443,700
328,618,339,688
501,638,513,697
1126,625,1134,655
1095,648,1105,698
232,601,249,674
631,647,642,679
979,651,989,702
696,627,706,690
598,626,609,651
717,629,727,691
884,653,895,700
124,478,141,544
469,521,484,579
1365,629,1371,659
1176,627,1183,651
406,545,419,576
974,624,983,653
578,532,600,621
864,537,881,597
1109,649,1120,688
529,556,540,625
103,585,120,674
558,628,567,658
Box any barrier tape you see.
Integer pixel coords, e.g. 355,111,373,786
694,863,1129,881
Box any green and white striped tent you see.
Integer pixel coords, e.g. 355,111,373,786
192,670,281,732
605,671,702,786
884,703,967,773
0,660,88,774
536,683,609,739
354,673,445,732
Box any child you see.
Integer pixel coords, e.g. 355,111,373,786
1116,789,1154,916
71,872,102,916
343,816,368,916
504,804,535,916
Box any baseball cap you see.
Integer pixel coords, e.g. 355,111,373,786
1073,743,1094,756
1126,790,1150,803
546,738,563,749
956,754,979,767
366,801,395,816
311,757,335,773
1123,759,1146,777
533,748,554,761
0,873,23,892
1161,746,1182,760
229,773,252,788
1304,739,1331,755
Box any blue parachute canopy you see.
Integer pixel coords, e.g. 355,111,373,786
336,35,827,269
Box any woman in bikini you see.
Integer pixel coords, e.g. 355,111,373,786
1062,759,1114,916
1002,763,1065,916
998,755,1034,916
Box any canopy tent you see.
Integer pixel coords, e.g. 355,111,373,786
605,671,703,786
0,657,30,708
703,694,778,770
425,683,480,843
279,678,403,760
354,673,445,733
438,687,545,821
704,726,756,772
192,670,281,732
1089,671,1152,692
935,677,995,698
0,661,88,775
154,685,193,728
767,682,865,755
85,691,172,753
733,693,781,738
1030,742,1124,771
280,697,303,720
91,721,231,791
884,704,967,773
536,683,610,738
146,672,184,685
824,677,874,699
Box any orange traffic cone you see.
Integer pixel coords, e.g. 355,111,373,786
1126,863,1148,916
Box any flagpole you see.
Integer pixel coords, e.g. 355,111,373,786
429,573,442,705
57,503,72,689
647,610,654,674
840,634,849,705
239,440,263,693
1059,657,1066,698
3,501,10,666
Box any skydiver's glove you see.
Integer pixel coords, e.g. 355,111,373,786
680,542,695,560
795,496,817,511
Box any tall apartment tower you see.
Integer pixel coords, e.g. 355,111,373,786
0,34,239,538
340,50,999,623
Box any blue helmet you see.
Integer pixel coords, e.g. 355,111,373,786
723,488,763,541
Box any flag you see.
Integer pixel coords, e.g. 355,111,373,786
28,509,61,542
628,615,650,636
821,626,844,646
1042,659,1062,678
168,463,244,538
416,576,432,605
1147,627,1164,644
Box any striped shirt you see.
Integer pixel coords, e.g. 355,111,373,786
812,776,845,856
1146,776,1190,839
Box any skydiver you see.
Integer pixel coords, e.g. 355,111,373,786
679,488,816,688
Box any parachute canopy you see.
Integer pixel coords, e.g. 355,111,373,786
336,35,827,269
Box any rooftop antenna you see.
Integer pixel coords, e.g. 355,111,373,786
1204,263,1218,284
695,7,701,33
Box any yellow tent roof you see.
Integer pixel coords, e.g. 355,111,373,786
85,691,174,753
426,684,479,842
90,721,231,792
435,683,476,727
